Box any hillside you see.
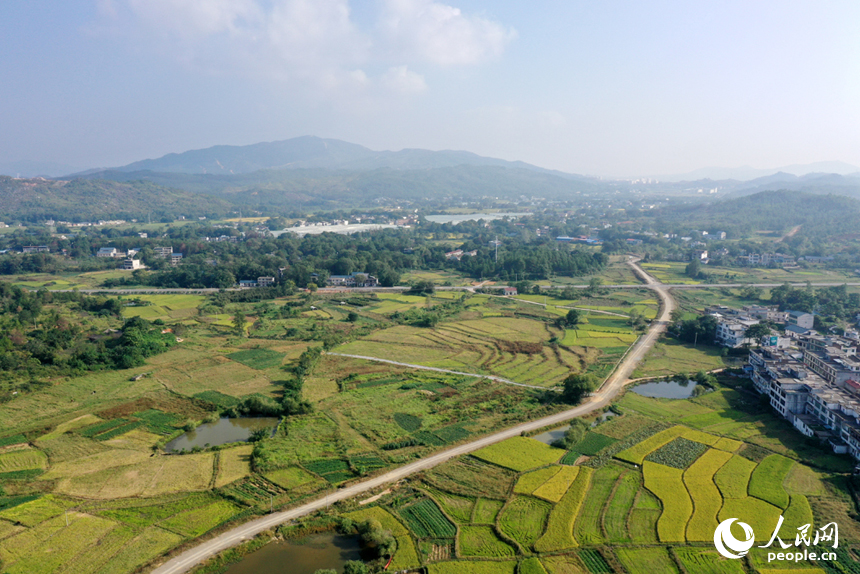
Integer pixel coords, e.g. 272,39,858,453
76,164,614,208
653,190,860,238
0,176,233,222
101,135,580,178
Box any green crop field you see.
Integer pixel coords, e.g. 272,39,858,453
458,525,515,558
473,437,562,471
748,454,794,509
498,495,551,549
574,463,623,545
472,498,504,524
428,561,517,574
642,461,691,542
534,466,592,552
398,498,457,538
226,348,285,369
532,465,580,503
675,548,746,574
684,449,733,541
425,488,475,524
570,432,617,456
616,547,679,574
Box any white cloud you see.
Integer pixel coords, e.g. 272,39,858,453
380,0,516,66
126,0,263,39
381,65,427,93
107,0,513,98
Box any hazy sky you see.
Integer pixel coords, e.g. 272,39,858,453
2,0,859,177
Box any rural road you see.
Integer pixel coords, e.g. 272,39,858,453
150,259,674,574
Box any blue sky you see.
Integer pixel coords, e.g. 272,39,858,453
1,0,859,177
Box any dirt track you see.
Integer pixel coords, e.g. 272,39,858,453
149,258,675,574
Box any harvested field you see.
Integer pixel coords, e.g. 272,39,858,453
215,445,253,487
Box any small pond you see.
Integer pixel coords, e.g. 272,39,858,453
531,411,619,445
631,379,699,399
164,417,278,452
224,533,362,574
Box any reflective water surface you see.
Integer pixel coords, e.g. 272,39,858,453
164,417,278,452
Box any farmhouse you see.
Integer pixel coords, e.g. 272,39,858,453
97,247,119,258
327,272,379,287
118,258,142,270
502,287,518,296
22,245,50,253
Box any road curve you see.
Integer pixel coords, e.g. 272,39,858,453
150,259,674,574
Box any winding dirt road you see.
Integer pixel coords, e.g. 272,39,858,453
149,258,675,574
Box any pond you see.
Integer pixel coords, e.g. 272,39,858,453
631,379,699,399
424,212,530,224
224,533,362,574
164,417,279,452
531,411,620,445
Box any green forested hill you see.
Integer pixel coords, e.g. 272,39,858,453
0,177,233,222
79,164,610,208
654,190,860,238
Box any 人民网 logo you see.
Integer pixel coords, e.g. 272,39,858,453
714,516,839,563
714,518,755,559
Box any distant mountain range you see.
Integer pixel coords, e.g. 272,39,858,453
80,135,583,180
648,161,860,182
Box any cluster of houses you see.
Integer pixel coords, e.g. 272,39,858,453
708,304,814,348
748,332,860,464
238,277,276,288
96,245,182,270
444,249,478,261
736,252,797,267
325,272,379,288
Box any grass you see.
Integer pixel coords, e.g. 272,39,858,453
90,526,183,574
0,512,117,574
748,454,793,509
425,458,515,500
226,348,285,370
0,449,48,473
458,525,515,558
472,437,562,472
0,495,75,527
158,500,239,538
534,466,593,552
633,339,726,378
343,506,408,536
642,461,692,543
616,547,679,574
498,495,551,549
215,445,253,487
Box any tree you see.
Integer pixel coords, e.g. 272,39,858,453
307,282,318,293
553,418,590,449
346,311,359,323
685,258,701,279
313,570,337,574
745,323,772,341
343,562,370,574
565,309,581,326
561,373,597,404
232,310,246,337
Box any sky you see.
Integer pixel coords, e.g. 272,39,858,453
1,0,859,178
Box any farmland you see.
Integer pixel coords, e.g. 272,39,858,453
4,282,642,574
314,378,860,572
